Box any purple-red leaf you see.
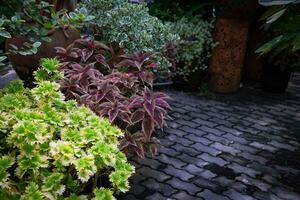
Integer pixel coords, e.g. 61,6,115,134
131,110,144,124
108,108,118,122
155,98,171,110
144,101,155,117
154,111,164,128
142,115,154,141
129,96,144,109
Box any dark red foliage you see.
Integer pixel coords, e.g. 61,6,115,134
129,88,171,140
116,52,158,87
55,37,171,158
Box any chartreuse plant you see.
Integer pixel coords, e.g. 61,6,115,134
0,58,134,199
34,58,63,82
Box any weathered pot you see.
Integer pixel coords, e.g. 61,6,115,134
5,27,80,80
209,18,249,93
209,1,260,93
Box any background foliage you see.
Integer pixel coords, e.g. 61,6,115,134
148,0,212,21
81,0,179,81
147,0,215,85
170,16,215,81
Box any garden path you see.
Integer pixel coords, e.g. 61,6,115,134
120,75,300,200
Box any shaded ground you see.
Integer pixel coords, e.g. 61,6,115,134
120,77,300,200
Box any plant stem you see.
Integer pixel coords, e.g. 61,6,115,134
92,171,99,190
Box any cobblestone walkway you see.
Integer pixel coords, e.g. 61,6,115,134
120,80,300,200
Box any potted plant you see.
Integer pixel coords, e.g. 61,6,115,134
256,2,300,93
3,0,92,81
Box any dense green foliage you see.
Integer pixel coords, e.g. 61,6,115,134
0,19,12,68
147,0,215,83
148,0,212,21
170,17,215,81
81,0,179,80
0,0,22,18
0,59,134,199
81,0,177,53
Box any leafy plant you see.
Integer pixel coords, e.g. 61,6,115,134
116,52,159,87
55,37,171,158
256,3,300,57
80,0,179,82
0,58,134,199
2,0,93,56
148,0,212,21
0,18,12,68
129,88,170,140
34,58,63,82
170,16,215,81
0,0,23,19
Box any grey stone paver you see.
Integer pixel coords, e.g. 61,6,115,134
171,191,201,200
198,189,231,200
119,81,300,200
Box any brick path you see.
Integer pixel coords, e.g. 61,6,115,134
120,79,300,200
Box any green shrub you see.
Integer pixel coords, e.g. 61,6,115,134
82,0,178,53
0,0,22,18
80,0,179,79
148,0,212,22
170,16,215,81
0,59,134,199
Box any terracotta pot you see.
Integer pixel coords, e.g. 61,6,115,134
213,0,259,19
209,1,260,93
5,27,80,80
209,18,249,93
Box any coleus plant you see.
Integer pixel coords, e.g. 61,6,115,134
116,52,159,87
129,88,171,140
0,59,134,199
56,37,123,73
55,37,171,158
